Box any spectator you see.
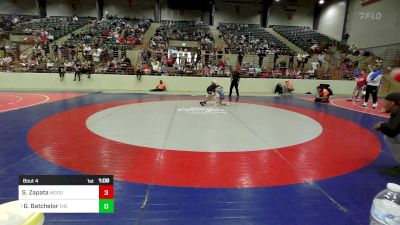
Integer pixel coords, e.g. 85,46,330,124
143,64,151,74
46,59,54,72
135,68,143,80
238,48,244,66
0,56,13,71
150,80,166,91
47,33,54,42
303,53,310,68
348,44,356,52
151,61,161,73
310,43,318,53
297,53,303,68
83,44,91,58
160,63,168,76
92,50,100,65
273,52,279,68
288,52,294,69
318,52,325,67
373,92,400,178
64,60,74,71
315,85,330,103
11,15,19,25
347,70,367,102
283,80,294,94
73,61,82,81
20,53,28,63
123,57,131,66
81,61,93,78
274,83,283,95
29,58,39,68
362,66,383,109
58,65,65,81
343,33,350,43
257,48,266,67
375,57,383,69
311,60,319,77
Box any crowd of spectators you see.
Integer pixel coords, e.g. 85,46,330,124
218,23,290,55
66,18,150,48
0,14,38,31
137,46,231,77
150,20,214,52
1,16,93,72
1,14,379,81
12,16,92,43
1,15,152,75
140,20,223,77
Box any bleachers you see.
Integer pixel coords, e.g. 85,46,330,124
65,18,150,50
12,16,93,40
217,23,290,54
160,20,209,32
0,14,38,31
151,20,214,50
270,25,332,52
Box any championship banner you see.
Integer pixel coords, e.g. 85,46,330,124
361,0,381,6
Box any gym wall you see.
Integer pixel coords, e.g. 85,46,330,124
346,0,400,55
0,0,38,16
318,0,346,40
269,3,314,28
104,0,154,20
46,0,97,17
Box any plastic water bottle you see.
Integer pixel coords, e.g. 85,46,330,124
370,183,400,225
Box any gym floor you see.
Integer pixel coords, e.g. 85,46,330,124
0,91,397,225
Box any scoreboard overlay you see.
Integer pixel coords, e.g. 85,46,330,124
18,175,114,213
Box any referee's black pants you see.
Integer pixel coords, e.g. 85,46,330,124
229,82,239,96
364,85,378,104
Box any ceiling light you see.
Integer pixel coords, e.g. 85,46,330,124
319,0,325,4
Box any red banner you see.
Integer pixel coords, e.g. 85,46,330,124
361,0,381,6
235,5,240,14
70,0,79,11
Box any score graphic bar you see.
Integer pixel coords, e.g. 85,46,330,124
18,175,114,213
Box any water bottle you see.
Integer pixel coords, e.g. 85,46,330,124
370,183,400,225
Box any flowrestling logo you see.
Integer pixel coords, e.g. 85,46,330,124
177,107,227,114
359,11,382,20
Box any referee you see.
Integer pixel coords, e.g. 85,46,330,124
229,71,240,97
